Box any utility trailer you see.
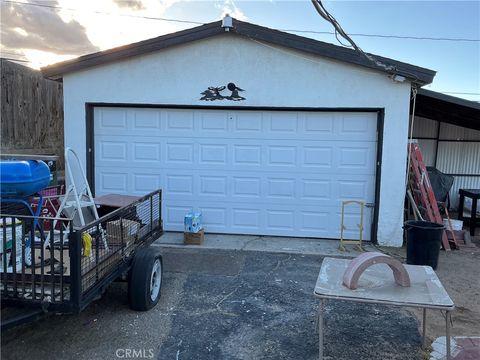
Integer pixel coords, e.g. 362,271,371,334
1,190,163,330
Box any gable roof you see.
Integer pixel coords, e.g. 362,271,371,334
42,18,436,84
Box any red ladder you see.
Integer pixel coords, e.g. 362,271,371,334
408,142,457,250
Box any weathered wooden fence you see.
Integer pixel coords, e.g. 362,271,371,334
1,59,64,170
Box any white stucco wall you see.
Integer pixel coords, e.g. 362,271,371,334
62,33,412,247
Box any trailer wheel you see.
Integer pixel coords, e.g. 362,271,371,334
128,247,163,311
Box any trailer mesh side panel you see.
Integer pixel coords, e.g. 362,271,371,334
78,190,162,295
1,190,162,313
0,216,72,304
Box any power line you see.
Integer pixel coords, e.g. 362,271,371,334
311,0,397,75
2,0,479,43
281,29,480,43
1,0,204,25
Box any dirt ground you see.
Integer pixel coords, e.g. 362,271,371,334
377,226,480,357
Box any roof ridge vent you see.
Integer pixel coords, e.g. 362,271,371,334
222,14,233,31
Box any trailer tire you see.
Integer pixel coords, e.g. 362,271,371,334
128,247,163,311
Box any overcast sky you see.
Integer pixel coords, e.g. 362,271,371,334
1,0,479,101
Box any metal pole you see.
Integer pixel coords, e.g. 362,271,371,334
422,308,427,349
446,311,451,360
69,225,82,312
318,299,324,360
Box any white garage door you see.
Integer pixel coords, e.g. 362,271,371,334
94,107,377,239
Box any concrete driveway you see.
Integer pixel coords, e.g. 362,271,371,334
1,248,422,360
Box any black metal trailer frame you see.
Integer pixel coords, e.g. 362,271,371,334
1,190,163,330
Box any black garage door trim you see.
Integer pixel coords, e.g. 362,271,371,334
85,103,384,243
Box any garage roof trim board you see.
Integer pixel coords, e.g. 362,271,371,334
42,18,436,84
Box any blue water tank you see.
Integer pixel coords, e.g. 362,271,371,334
0,160,51,198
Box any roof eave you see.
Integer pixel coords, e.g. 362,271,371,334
42,18,436,85
232,20,435,85
414,89,480,130
42,21,223,79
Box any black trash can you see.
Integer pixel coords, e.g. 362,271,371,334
404,220,444,270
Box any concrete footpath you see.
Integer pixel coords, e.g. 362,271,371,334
154,232,376,258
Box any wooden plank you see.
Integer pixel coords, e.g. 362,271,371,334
410,155,435,221
411,144,451,249
0,60,64,170
408,143,450,250
0,154,59,161
94,194,140,208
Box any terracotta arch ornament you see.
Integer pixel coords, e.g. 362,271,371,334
343,252,411,290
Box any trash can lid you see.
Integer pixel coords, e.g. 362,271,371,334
404,220,445,230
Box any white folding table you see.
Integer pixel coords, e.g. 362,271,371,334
314,257,455,360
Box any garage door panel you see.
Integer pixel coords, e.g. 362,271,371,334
233,112,263,133
133,173,161,193
99,141,128,161
301,179,331,200
98,171,128,193
302,146,333,168
198,206,229,231
95,138,375,173
133,142,161,162
165,205,192,226
304,113,335,134
233,144,262,166
96,108,128,131
339,113,377,136
300,210,330,233
267,146,297,167
266,209,295,231
95,167,375,206
199,111,229,132
94,108,376,141
337,179,371,200
199,144,228,165
166,110,194,131
199,176,228,197
338,145,376,172
165,143,194,164
96,166,163,195
232,208,261,230
95,107,377,239
266,177,296,199
165,175,194,195
133,110,161,129
268,112,299,133
95,136,161,167
232,176,261,198
162,201,371,239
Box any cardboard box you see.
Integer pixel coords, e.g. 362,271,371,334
106,219,141,248
184,212,203,233
184,229,204,245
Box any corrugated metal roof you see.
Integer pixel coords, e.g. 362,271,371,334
418,89,480,111
414,90,480,130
